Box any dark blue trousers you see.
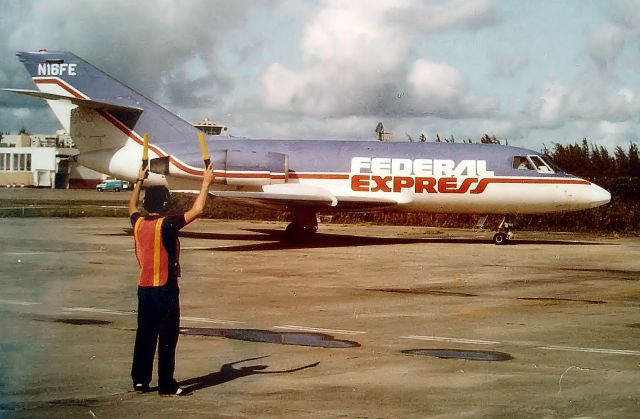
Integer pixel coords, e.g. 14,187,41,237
131,286,180,392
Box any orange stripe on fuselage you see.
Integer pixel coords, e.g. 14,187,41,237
470,177,591,194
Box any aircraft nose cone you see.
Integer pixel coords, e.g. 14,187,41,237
590,183,611,208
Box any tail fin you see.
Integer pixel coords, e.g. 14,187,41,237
12,50,203,179
16,51,200,153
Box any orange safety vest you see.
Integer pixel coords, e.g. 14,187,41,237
134,217,180,287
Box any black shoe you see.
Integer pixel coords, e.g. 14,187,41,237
134,383,149,393
159,386,184,396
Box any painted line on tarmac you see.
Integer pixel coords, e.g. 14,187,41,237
182,316,245,325
63,307,134,316
6,250,108,255
62,307,243,325
401,336,640,357
274,325,367,335
120,247,213,252
401,335,501,345
0,298,41,306
538,345,640,356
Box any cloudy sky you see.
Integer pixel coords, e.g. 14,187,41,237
0,0,639,151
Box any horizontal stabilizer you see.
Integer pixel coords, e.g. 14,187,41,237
1,88,143,113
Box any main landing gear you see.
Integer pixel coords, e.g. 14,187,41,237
492,215,515,245
284,210,318,242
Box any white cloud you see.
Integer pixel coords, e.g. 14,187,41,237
389,0,500,32
261,63,307,112
587,0,640,75
608,0,640,30
587,23,629,74
261,1,414,117
599,120,635,137
260,0,499,119
408,60,465,101
521,78,640,140
525,83,568,129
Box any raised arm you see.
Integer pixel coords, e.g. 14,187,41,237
184,164,215,225
128,167,148,216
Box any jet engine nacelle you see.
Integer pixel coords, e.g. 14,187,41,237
150,149,289,186
223,149,289,186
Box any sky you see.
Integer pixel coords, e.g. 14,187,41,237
0,0,639,151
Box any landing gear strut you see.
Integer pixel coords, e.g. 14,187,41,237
284,210,318,242
493,215,514,245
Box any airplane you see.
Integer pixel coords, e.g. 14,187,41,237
3,50,611,244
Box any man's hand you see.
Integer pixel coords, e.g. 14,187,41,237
138,167,149,181
202,163,215,187
129,167,148,216
184,163,215,225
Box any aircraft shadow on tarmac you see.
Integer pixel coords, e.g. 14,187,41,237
177,356,319,396
118,228,603,252
182,228,603,252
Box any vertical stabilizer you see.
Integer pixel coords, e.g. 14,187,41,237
17,50,201,157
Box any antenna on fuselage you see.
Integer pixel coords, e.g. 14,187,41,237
375,122,392,141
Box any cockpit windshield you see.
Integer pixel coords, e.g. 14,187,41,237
513,155,560,174
529,155,552,173
540,155,565,173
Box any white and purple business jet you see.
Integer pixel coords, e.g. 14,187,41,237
3,51,610,244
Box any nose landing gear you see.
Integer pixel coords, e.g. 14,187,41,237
493,215,514,245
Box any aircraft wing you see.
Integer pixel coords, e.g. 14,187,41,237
212,184,337,210
1,88,143,113
177,183,398,212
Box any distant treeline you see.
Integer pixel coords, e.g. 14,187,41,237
543,138,640,179
174,138,639,234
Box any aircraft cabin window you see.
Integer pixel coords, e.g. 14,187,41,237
513,156,534,170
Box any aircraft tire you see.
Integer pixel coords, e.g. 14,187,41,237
284,223,315,243
493,232,508,245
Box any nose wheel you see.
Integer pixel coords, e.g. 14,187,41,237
493,216,514,245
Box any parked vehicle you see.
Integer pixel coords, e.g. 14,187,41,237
96,179,130,192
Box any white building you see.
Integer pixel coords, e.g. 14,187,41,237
1,116,231,188
0,131,104,188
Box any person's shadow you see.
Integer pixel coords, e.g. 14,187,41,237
178,356,320,395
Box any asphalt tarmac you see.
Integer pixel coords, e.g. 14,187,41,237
0,217,638,418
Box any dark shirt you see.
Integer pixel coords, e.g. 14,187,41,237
131,213,186,290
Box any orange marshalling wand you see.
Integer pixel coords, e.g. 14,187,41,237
198,132,211,169
141,133,149,178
